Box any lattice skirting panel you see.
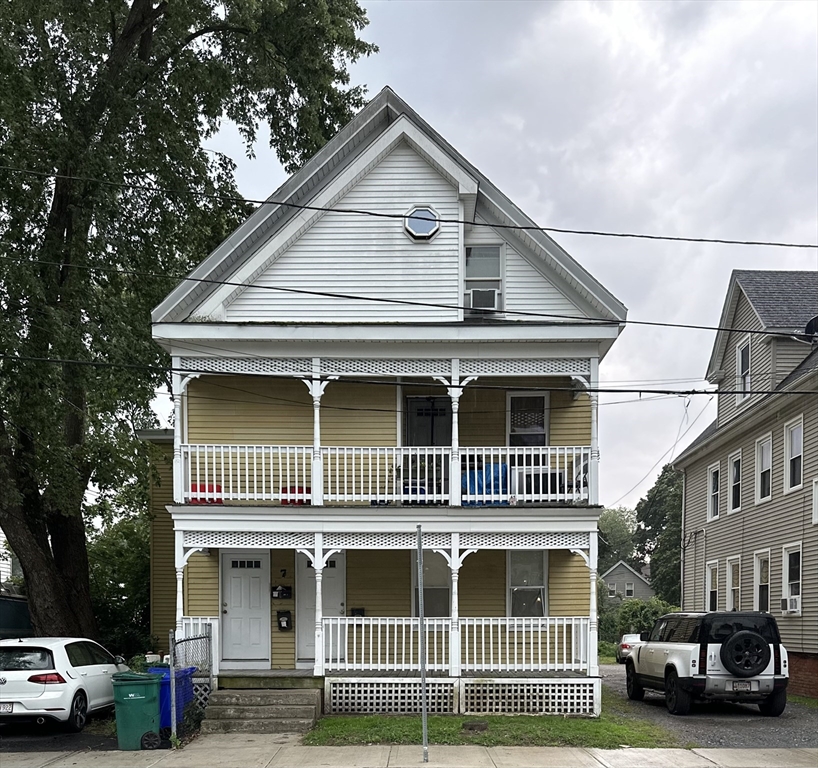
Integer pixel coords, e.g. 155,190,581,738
325,678,600,716
192,680,212,710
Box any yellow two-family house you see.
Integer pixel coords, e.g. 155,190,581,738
145,87,627,717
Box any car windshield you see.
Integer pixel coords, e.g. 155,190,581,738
622,634,641,642
705,616,780,644
0,648,54,671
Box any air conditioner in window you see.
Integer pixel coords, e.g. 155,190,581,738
512,467,562,497
464,289,501,315
780,596,801,613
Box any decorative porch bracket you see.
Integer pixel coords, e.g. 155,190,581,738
174,528,210,631
297,533,341,676
433,368,478,507
434,533,477,676
301,364,339,506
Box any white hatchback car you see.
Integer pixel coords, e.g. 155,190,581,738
0,638,129,731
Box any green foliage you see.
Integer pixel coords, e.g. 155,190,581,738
0,0,376,636
598,506,642,574
616,596,679,637
127,654,148,673
597,641,617,664
87,513,153,658
634,465,683,605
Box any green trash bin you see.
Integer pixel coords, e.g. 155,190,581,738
112,672,162,751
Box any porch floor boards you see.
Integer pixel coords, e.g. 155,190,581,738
219,669,591,679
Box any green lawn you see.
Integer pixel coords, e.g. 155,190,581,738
304,689,682,749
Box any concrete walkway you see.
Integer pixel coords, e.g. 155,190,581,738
1,736,816,768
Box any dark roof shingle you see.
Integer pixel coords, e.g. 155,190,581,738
734,270,818,331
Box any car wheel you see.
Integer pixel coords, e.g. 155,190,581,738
758,687,787,717
65,691,88,733
719,630,771,678
626,661,645,701
665,669,692,715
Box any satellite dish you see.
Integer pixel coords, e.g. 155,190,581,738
805,315,818,339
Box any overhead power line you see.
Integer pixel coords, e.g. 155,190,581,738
2,254,816,341
1,164,816,249
2,353,816,398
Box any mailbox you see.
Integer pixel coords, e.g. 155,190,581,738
277,610,293,631
271,584,292,600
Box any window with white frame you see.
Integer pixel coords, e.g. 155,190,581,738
509,550,546,617
736,338,751,403
707,463,720,520
756,434,772,502
754,551,770,612
607,582,616,597
464,246,502,314
507,393,549,447
413,551,450,617
782,544,801,614
729,451,742,512
727,556,740,611
625,582,634,598
706,561,719,611
784,417,803,492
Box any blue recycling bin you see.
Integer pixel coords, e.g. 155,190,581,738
148,666,196,729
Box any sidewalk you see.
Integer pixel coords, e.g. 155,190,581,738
2,736,816,768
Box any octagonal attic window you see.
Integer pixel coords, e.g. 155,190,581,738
404,206,440,240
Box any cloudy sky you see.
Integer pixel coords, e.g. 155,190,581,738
206,0,817,510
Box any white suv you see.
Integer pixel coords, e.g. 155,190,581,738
625,611,789,716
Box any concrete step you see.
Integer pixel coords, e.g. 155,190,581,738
206,704,317,720
200,717,314,734
209,689,321,707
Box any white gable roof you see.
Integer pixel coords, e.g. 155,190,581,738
152,87,626,329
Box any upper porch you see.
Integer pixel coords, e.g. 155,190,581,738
169,353,600,509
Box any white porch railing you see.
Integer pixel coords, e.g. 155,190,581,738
180,444,591,506
323,617,451,672
177,616,220,675
459,617,589,673
322,616,590,674
181,444,312,503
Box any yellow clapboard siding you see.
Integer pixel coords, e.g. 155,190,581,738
459,550,506,616
548,550,590,615
185,552,219,615
347,550,411,615
149,445,176,654
270,550,296,669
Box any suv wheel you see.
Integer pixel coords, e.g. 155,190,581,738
719,630,771,678
758,688,787,717
626,661,645,701
665,669,692,716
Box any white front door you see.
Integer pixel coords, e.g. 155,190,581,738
296,551,346,662
221,552,270,667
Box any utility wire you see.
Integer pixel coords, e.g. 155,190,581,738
1,164,816,249
2,353,816,397
2,254,816,341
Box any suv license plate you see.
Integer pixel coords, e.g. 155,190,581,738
0,703,12,713
733,681,751,692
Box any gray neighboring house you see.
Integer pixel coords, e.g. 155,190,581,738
673,269,817,697
600,560,654,601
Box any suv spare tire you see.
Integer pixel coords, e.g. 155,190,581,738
719,630,771,677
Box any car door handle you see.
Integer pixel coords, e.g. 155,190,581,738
80,672,88,676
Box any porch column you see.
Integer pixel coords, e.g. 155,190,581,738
589,357,599,505
302,366,338,506
172,361,184,503
313,565,324,676
435,368,477,508
589,531,599,677
435,534,476,677
175,568,184,632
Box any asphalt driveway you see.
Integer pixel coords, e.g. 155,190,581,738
600,663,818,749
0,719,119,753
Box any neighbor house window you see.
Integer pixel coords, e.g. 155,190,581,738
782,543,801,613
736,338,750,403
706,561,718,611
729,451,742,512
464,246,502,314
754,551,770,612
413,551,450,617
707,463,720,520
607,583,616,597
625,582,635,598
509,550,546,617
784,417,803,492
507,393,548,447
727,556,740,611
756,434,772,502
